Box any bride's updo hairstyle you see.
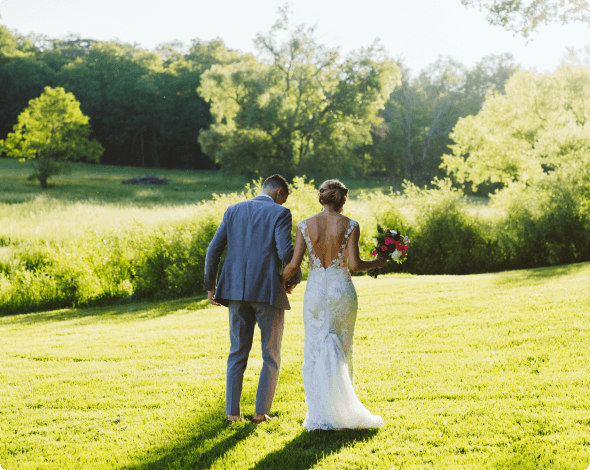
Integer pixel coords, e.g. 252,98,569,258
318,180,349,211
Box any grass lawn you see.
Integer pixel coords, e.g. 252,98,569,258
0,158,400,247
0,158,396,206
0,158,251,206
2,263,590,470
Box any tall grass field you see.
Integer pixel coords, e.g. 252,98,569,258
1,263,590,469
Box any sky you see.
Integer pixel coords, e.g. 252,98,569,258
0,0,588,75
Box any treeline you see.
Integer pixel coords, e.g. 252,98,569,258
0,26,241,169
0,20,518,181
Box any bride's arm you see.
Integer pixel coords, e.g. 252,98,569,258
347,223,387,272
281,226,306,289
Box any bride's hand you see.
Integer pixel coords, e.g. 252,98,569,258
374,255,388,268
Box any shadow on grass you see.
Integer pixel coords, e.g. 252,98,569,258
118,397,258,470
1,294,210,325
116,354,378,470
251,428,379,470
493,262,589,286
118,406,378,470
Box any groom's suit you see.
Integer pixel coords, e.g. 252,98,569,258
203,194,302,416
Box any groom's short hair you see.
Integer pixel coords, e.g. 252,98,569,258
263,174,290,194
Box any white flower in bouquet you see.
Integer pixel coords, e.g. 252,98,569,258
390,249,403,261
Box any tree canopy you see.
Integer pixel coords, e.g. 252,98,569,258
0,16,523,179
371,54,519,185
442,64,590,190
461,0,590,36
198,10,400,178
0,26,246,170
0,86,103,161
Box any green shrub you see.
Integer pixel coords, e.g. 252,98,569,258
365,180,496,276
364,176,590,277
491,176,590,269
2,175,589,316
0,180,255,314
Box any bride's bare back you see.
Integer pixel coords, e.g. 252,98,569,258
281,208,385,287
303,212,353,269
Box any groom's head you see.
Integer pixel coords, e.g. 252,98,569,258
262,174,290,205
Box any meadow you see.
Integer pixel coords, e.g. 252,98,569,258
1,262,590,470
0,159,402,315
0,158,393,249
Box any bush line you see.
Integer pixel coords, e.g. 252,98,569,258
1,177,589,315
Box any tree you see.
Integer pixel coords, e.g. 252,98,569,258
461,0,590,36
198,7,400,178
374,54,518,185
0,86,104,188
0,26,55,142
442,65,590,191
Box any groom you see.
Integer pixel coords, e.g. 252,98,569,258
203,174,302,424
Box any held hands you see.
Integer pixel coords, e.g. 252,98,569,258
281,275,296,294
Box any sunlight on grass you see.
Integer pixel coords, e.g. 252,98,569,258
2,263,590,469
134,189,165,200
0,158,393,246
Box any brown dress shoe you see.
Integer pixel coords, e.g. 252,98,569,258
251,414,275,424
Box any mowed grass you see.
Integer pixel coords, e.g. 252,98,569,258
0,157,394,206
2,263,590,470
0,158,251,247
0,158,251,205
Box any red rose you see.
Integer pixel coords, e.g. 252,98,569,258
381,246,387,251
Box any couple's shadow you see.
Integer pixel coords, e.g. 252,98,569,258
122,402,378,470
251,427,378,470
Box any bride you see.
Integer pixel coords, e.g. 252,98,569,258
282,179,387,431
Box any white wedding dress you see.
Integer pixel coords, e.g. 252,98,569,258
298,218,383,431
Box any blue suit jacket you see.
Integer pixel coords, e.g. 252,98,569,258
203,195,302,310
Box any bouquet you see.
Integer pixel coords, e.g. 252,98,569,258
368,224,410,278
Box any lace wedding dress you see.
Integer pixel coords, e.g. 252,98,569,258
298,218,383,431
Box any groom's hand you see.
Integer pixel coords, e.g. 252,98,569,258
208,288,222,306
